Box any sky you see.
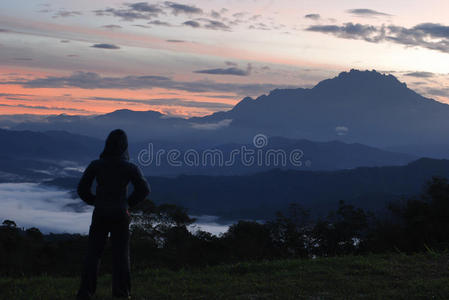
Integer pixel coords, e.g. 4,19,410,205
0,0,449,118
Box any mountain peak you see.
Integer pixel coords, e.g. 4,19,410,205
98,109,163,120
314,69,407,91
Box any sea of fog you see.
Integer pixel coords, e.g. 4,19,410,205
0,183,230,236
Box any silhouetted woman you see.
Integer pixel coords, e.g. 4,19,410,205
76,129,150,300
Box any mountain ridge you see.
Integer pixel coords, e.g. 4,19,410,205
9,69,449,155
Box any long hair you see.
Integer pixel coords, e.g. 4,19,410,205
100,129,130,161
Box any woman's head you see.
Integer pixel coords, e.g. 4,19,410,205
100,129,129,160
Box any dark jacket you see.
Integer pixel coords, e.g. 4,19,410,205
77,129,150,218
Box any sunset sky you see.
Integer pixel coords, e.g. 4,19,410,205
1,0,448,117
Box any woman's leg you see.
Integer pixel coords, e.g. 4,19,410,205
77,217,109,299
111,215,131,298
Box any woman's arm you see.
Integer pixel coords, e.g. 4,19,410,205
77,161,97,205
128,164,150,208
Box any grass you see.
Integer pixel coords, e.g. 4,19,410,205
1,252,449,299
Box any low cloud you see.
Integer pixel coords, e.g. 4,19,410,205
190,119,233,130
306,22,449,54
347,9,392,17
404,72,435,78
335,126,349,136
305,14,320,20
0,183,92,234
425,87,449,97
195,64,252,76
91,43,120,49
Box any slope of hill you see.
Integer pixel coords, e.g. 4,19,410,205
46,158,449,219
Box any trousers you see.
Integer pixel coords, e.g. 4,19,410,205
77,211,131,299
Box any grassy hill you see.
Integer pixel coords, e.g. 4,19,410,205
1,252,449,299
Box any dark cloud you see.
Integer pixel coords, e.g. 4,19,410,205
0,93,26,97
249,23,270,30
133,24,151,28
91,43,120,49
225,61,238,67
233,12,247,19
404,72,435,78
195,94,237,99
87,97,233,109
210,10,221,19
53,10,82,18
184,18,231,31
0,29,10,33
164,1,203,15
148,20,172,26
94,2,203,21
67,54,79,57
94,3,162,21
13,58,33,61
0,103,90,113
304,14,320,20
183,20,201,28
412,23,449,38
11,72,169,89
102,24,122,30
306,22,449,53
347,9,392,17
307,23,379,41
94,8,150,21
194,64,252,76
60,40,70,43
249,14,262,21
166,39,185,43
129,2,162,13
6,71,295,96
201,19,231,31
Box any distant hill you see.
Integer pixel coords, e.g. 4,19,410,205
135,136,415,176
0,129,103,181
0,129,414,179
0,129,103,161
46,158,449,220
11,70,449,158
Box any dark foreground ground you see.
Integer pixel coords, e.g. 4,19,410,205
1,253,449,299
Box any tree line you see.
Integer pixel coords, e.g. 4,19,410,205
1,177,449,276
